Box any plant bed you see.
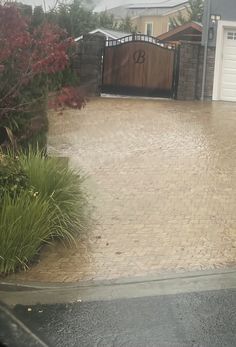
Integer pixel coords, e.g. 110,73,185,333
0,150,88,276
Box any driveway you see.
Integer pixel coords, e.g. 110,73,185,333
7,97,236,283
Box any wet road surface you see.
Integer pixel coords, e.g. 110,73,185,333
11,289,236,347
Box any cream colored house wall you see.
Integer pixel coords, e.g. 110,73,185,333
131,8,188,37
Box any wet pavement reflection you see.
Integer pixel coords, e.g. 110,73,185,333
7,98,236,283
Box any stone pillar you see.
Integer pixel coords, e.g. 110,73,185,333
177,42,216,101
77,34,105,96
196,46,216,100
177,42,200,100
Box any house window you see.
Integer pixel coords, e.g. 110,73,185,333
227,32,236,40
145,22,153,36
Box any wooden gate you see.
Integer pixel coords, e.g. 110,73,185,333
102,35,177,98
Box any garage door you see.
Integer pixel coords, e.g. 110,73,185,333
221,29,236,101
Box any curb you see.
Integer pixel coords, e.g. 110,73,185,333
1,267,236,291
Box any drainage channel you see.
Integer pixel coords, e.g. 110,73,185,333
1,269,236,307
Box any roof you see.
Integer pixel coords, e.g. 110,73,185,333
94,0,188,12
157,22,203,42
75,28,130,42
128,0,188,9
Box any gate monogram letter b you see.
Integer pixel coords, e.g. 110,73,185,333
133,50,146,64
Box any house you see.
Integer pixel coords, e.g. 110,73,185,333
75,28,130,42
157,22,203,44
94,0,189,37
202,0,236,101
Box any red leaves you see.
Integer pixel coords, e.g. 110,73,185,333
30,24,73,74
0,5,73,84
50,87,86,110
0,5,72,79
32,50,69,74
0,4,84,121
0,6,30,62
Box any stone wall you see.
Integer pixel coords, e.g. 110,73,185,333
76,34,105,96
196,46,216,100
177,42,216,100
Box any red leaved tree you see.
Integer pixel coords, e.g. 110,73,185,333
0,3,85,148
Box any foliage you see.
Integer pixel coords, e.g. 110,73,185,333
0,4,84,149
47,0,99,38
31,5,45,27
0,4,89,275
0,150,89,275
19,150,88,239
98,12,136,33
0,152,29,200
117,17,137,33
13,1,32,17
45,0,136,37
0,191,55,274
50,87,86,110
98,11,117,30
169,0,204,29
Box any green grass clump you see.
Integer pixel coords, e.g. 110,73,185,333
19,150,88,241
0,149,88,275
0,191,55,274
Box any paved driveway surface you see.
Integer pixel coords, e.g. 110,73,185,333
7,98,236,282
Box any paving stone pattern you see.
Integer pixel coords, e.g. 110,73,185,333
8,98,236,282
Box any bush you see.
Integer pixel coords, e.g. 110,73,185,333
19,150,88,240
15,98,49,151
0,152,29,200
0,5,85,151
0,150,88,275
0,191,55,274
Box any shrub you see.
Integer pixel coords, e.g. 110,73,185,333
0,150,88,275
0,191,55,274
0,152,29,200
19,150,88,240
0,4,85,151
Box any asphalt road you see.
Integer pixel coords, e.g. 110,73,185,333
1,270,236,347
10,289,236,347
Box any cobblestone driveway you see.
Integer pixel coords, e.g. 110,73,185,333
9,98,236,282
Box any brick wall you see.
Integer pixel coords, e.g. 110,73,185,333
177,42,216,100
76,34,105,96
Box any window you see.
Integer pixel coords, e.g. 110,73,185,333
227,32,236,40
146,22,153,36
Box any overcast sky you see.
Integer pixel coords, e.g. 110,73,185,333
19,0,156,11
94,0,126,12
94,0,148,12
17,0,176,12
94,0,179,12
20,0,61,10
19,0,98,11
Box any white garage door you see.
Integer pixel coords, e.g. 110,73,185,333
221,29,236,101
